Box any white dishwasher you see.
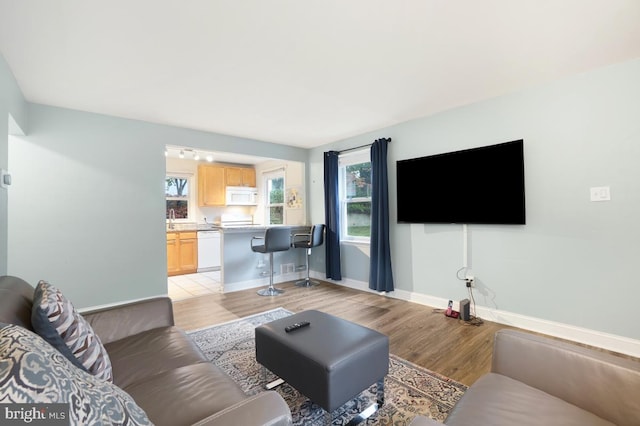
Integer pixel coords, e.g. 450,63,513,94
197,231,221,272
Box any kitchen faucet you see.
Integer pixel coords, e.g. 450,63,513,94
168,209,176,229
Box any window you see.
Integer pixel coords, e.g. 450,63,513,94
165,174,192,221
264,170,285,225
339,149,371,242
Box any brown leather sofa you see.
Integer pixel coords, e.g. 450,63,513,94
410,329,640,426
0,275,292,426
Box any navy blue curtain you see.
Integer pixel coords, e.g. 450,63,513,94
323,151,342,280
369,138,394,292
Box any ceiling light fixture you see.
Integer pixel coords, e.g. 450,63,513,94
164,149,168,157
206,155,214,162
179,150,185,159
193,151,200,161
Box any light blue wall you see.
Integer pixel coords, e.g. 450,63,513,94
309,58,640,341
8,103,307,308
5,48,640,343
0,55,27,275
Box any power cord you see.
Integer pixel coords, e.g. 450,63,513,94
435,268,484,325
456,267,483,326
463,285,483,326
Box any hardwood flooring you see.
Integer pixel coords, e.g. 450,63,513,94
172,279,639,386
173,279,514,385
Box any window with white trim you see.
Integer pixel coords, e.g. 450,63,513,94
165,173,193,221
339,149,371,242
264,170,285,225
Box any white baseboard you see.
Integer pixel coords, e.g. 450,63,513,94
78,294,166,313
318,272,640,359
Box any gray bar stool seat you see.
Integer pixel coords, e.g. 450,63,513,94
292,224,325,287
251,226,292,296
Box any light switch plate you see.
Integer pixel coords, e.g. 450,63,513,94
590,186,611,202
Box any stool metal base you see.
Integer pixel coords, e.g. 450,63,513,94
257,286,285,296
295,278,320,287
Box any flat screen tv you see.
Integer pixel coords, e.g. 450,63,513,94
396,139,525,225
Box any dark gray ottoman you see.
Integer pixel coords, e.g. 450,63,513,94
255,310,389,415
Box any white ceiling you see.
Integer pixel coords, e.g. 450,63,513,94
1,1,639,149
165,145,269,165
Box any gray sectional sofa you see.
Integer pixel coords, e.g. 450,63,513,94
410,328,640,426
5,272,640,425
0,275,292,426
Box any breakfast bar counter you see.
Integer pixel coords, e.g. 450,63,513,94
217,225,311,292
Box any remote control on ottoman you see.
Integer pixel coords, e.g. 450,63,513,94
285,321,310,332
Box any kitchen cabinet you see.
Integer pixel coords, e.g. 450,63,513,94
167,233,180,275
199,164,256,206
167,231,198,276
198,164,226,206
225,166,256,187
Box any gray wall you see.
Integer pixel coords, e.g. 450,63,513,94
309,58,640,341
0,55,27,275
7,103,307,308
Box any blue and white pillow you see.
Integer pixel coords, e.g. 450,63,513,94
0,322,152,425
31,280,113,382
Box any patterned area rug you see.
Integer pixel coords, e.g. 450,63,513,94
188,308,466,425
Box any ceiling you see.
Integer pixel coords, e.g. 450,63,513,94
1,1,639,149
165,145,270,165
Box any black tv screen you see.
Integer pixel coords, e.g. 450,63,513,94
396,139,525,225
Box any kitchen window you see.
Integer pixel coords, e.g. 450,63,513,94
165,173,192,221
264,170,285,225
339,149,371,242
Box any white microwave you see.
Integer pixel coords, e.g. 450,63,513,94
226,186,258,205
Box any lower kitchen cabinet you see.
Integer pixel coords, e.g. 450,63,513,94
167,231,198,276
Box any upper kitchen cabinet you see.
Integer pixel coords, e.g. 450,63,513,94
198,164,226,206
225,166,256,187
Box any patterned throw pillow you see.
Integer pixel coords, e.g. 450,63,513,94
0,323,153,425
31,280,113,382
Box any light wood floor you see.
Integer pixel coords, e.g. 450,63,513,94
173,279,516,385
172,279,639,386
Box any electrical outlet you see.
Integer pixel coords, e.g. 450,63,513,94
280,263,294,274
465,275,475,287
590,186,611,202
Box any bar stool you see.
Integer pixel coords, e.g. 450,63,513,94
291,224,325,287
251,226,292,296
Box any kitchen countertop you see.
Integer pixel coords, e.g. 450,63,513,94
166,224,310,233
213,225,310,233
166,223,211,232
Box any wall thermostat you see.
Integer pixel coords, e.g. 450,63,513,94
0,169,11,189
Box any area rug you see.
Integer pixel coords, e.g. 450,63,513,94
188,308,467,425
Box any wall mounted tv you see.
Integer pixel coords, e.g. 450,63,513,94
396,139,525,225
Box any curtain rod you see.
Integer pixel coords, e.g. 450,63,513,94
261,165,286,174
338,137,391,154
